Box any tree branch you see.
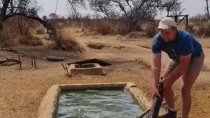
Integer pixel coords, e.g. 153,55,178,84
125,0,132,12
113,0,128,17
9,0,14,13
0,0,10,28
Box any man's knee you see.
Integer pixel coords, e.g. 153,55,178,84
181,74,199,94
181,84,191,95
164,82,173,90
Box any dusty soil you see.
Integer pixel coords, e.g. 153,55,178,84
0,28,210,118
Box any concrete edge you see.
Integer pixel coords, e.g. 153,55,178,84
69,63,102,70
68,63,104,76
125,82,167,117
37,85,61,118
37,82,167,118
59,83,126,90
125,82,151,109
94,63,102,68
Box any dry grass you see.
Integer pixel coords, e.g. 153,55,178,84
19,30,43,46
144,22,158,38
48,18,210,38
135,57,151,69
0,17,45,47
187,16,210,37
0,29,43,47
85,20,129,35
0,28,20,48
36,28,45,35
189,21,210,37
126,31,146,39
53,31,85,52
201,64,210,72
19,37,43,46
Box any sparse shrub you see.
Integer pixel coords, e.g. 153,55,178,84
187,15,210,37
135,58,151,69
126,31,144,39
189,21,210,37
145,22,158,38
44,40,57,50
113,22,129,35
85,20,129,35
56,22,65,29
0,29,20,48
18,30,43,46
36,28,45,35
93,21,113,35
0,17,45,47
19,37,43,46
53,31,85,52
201,64,210,72
27,30,39,40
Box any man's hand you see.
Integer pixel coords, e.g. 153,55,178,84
152,87,160,100
160,76,170,84
159,76,174,89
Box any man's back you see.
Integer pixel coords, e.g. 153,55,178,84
152,30,203,62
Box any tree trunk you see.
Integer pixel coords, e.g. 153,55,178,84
206,0,210,19
0,0,10,29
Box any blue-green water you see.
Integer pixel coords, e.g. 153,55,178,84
56,90,147,118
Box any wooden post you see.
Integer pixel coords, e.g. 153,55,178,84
31,57,34,67
65,67,70,78
61,63,65,70
18,55,22,70
186,15,189,31
174,15,178,23
34,57,37,69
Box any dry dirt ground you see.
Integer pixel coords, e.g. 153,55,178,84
0,28,210,118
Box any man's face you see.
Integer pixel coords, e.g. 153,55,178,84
160,28,176,42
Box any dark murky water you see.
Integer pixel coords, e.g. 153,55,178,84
56,90,148,118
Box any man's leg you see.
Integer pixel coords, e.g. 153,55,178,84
162,59,178,110
180,53,205,118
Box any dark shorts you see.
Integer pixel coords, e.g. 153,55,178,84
168,52,205,73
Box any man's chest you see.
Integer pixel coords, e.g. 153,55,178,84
161,43,181,62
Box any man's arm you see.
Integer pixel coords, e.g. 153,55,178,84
152,53,161,88
151,36,162,88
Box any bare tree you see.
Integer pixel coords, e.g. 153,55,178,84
159,0,184,16
89,0,113,19
205,0,210,19
49,13,59,19
42,15,47,21
66,0,85,19
0,0,63,48
88,0,162,31
170,2,185,16
67,0,85,12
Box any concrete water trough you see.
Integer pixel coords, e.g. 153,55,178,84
37,82,167,118
62,59,112,76
69,63,104,76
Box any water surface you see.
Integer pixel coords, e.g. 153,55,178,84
56,89,148,118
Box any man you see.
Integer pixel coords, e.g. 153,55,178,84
151,17,205,118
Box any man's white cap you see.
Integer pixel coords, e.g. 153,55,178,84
157,17,177,30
